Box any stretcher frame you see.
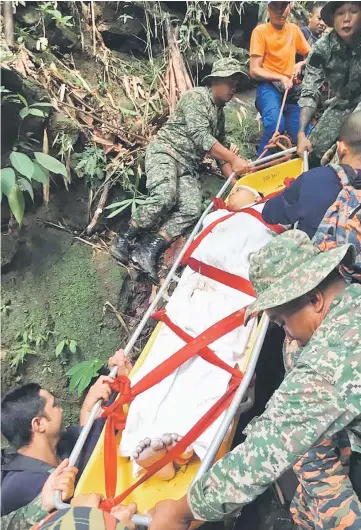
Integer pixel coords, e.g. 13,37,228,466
54,147,304,525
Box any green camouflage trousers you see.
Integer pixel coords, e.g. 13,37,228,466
291,434,361,529
133,141,202,239
309,107,352,165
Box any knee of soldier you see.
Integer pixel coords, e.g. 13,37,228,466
181,198,202,220
150,182,177,211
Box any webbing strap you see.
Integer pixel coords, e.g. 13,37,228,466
153,309,243,379
187,257,256,297
181,207,285,267
100,307,247,504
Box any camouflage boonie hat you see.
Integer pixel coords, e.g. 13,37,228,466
321,1,346,27
202,58,246,83
244,230,355,323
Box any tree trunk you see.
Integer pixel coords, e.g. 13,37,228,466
3,1,14,46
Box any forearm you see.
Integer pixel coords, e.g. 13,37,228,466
209,141,236,165
220,162,235,180
298,106,316,134
188,368,347,521
250,66,285,83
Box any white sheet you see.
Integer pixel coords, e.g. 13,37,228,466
120,203,275,471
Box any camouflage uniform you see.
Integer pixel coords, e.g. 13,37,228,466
133,86,229,239
300,30,361,163
283,338,359,529
188,231,361,527
0,494,48,530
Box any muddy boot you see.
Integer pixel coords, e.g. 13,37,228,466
132,234,169,282
110,224,140,264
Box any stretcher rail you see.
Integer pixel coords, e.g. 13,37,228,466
54,147,298,523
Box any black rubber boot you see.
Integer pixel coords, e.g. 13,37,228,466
109,224,140,264
132,234,169,282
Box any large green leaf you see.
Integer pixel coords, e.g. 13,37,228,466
8,184,25,224
32,162,49,185
27,108,46,118
34,152,67,177
18,177,34,201
0,168,16,197
10,152,34,179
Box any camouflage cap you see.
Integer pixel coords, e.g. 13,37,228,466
244,230,355,323
202,58,246,83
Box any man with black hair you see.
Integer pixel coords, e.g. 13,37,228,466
301,3,326,46
297,1,361,164
1,350,131,515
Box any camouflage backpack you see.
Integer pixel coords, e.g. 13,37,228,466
313,163,361,280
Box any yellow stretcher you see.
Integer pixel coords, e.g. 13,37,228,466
54,149,306,524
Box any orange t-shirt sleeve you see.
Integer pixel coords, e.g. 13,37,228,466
250,26,266,57
295,25,311,57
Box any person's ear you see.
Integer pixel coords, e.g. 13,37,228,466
310,291,324,314
32,416,46,434
337,140,348,159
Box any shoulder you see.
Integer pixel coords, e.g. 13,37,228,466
289,22,304,35
180,87,208,106
251,23,267,37
302,166,339,184
1,471,46,515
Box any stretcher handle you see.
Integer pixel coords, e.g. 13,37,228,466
303,150,309,172
54,146,297,514
191,314,270,484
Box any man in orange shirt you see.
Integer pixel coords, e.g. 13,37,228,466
250,1,311,156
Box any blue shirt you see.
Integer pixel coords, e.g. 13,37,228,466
262,166,342,239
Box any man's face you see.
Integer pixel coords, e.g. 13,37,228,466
309,7,324,36
211,77,239,104
38,389,64,439
266,302,320,347
333,2,361,42
268,2,291,29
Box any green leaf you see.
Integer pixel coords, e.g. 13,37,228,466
32,162,49,185
34,152,67,177
69,340,77,354
27,108,46,118
29,102,52,108
19,107,30,119
17,94,28,107
55,340,66,357
0,168,16,197
8,185,25,224
18,177,34,201
10,152,34,179
106,204,132,218
105,199,132,210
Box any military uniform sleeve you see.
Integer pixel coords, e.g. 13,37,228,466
299,40,327,109
0,495,48,530
180,91,218,152
188,363,354,521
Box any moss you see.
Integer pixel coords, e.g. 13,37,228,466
1,226,129,425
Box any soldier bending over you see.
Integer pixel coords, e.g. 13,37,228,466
110,58,248,281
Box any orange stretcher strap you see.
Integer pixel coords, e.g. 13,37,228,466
182,207,285,267
187,257,256,297
100,307,247,507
